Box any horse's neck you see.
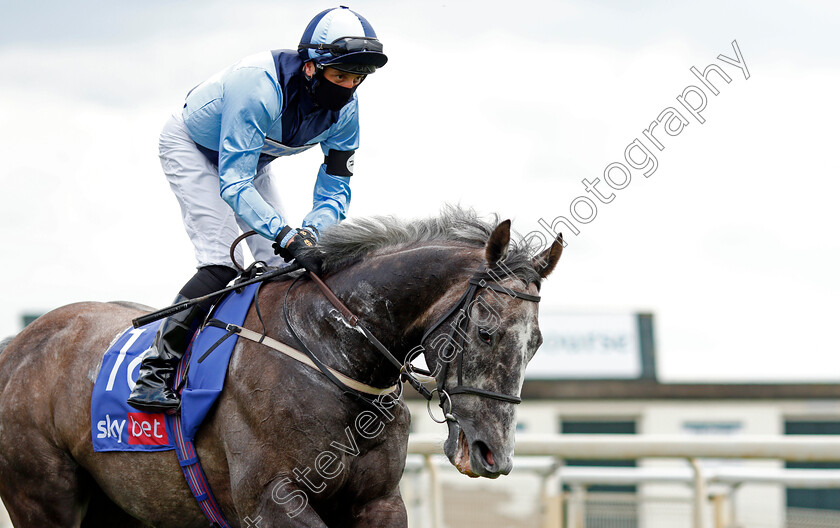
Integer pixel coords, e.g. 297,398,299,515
295,245,479,388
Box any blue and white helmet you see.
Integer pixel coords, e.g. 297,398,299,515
298,6,388,75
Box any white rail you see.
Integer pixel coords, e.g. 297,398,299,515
404,433,840,528
407,433,840,461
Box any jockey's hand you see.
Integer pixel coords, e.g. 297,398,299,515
273,227,323,275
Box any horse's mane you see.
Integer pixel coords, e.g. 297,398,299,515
0,336,14,357
313,205,541,285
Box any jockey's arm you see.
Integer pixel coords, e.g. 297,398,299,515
301,103,360,237
216,68,287,241
301,168,352,235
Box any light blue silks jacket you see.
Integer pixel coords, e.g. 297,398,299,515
182,50,359,241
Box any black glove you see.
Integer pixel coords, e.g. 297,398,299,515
273,227,323,275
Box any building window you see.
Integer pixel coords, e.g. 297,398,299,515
562,420,637,435
560,419,637,493
682,421,742,436
22,313,44,328
784,420,840,513
560,419,638,528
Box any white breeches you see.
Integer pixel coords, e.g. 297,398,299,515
158,112,286,269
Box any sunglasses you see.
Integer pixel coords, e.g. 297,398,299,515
300,37,383,57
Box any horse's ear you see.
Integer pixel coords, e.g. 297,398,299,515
485,219,511,267
532,235,563,279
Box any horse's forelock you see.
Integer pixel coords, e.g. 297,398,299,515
313,206,541,285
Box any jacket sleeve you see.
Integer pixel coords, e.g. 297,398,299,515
217,67,286,240
302,100,360,234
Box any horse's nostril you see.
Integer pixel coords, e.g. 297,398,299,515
475,441,495,468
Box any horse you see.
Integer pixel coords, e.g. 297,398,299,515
0,207,562,527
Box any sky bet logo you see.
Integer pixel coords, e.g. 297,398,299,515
96,413,169,446
96,414,127,443
127,413,169,445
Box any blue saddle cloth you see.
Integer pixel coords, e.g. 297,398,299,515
91,283,259,452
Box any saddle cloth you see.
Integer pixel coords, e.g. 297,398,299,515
91,283,259,452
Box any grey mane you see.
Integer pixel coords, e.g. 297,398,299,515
0,336,14,356
314,205,541,285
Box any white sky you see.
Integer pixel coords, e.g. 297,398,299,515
1,0,838,382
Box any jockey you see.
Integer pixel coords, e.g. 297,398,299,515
128,6,387,413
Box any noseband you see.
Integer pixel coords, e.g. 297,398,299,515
298,265,540,422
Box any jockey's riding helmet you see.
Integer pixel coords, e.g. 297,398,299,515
298,6,388,75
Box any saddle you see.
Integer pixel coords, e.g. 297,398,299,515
91,282,259,452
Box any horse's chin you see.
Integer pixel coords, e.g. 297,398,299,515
444,422,505,479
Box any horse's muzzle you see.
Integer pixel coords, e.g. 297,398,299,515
446,423,513,479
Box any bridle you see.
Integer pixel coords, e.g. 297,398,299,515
415,266,540,421
290,264,541,423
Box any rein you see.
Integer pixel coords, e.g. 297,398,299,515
280,274,413,404
298,265,541,422
306,273,435,398
162,232,541,422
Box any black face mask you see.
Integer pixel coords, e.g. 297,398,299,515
311,74,356,111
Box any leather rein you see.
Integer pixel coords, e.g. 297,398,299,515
298,266,541,422
220,232,541,422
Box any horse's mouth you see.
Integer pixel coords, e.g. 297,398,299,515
453,429,477,477
452,429,502,479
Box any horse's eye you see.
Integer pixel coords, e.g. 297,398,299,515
477,327,493,344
